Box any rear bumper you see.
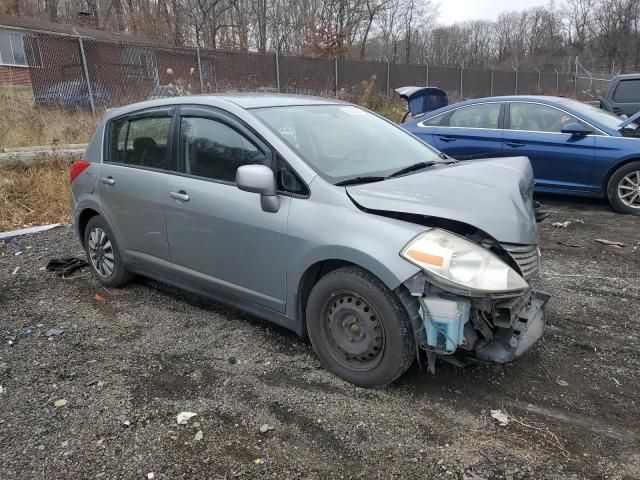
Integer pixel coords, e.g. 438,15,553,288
474,289,550,363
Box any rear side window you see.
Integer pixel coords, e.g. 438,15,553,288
109,116,171,169
447,103,501,128
509,103,578,133
613,80,640,103
179,117,268,183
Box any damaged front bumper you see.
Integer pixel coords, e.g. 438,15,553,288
398,272,550,369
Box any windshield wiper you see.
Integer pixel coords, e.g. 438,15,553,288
387,161,438,178
335,176,387,186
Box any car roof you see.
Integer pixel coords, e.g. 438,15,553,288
105,93,347,119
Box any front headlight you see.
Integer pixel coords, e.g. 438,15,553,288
400,229,529,293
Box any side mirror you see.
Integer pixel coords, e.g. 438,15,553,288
561,122,592,136
236,164,280,213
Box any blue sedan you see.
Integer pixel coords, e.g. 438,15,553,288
401,96,640,214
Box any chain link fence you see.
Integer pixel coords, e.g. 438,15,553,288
1,32,578,115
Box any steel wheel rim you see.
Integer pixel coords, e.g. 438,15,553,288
88,227,115,278
618,171,640,208
320,291,385,372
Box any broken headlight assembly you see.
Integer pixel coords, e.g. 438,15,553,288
400,229,529,294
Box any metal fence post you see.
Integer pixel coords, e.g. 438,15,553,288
490,69,494,96
459,66,464,99
196,43,204,93
386,61,390,96
554,69,559,94
574,56,578,97
334,58,338,96
275,51,281,93
425,64,429,86
535,68,541,93
513,67,518,95
76,33,96,116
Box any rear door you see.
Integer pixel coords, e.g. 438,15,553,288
164,106,290,312
98,107,175,273
611,78,640,117
503,102,595,192
432,102,504,159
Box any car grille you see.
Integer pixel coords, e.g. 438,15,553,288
501,244,540,280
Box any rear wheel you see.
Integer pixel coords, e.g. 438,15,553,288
607,161,640,214
306,266,415,388
84,216,134,287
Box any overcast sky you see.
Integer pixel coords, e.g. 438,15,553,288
438,0,549,24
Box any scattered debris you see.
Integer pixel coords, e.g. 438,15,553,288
490,409,509,426
223,378,231,386
552,221,570,228
0,385,5,394
556,379,569,387
228,356,237,365
612,377,621,386
176,412,198,425
259,424,274,434
46,257,89,277
7,339,15,347
0,223,61,240
194,430,203,441
123,420,131,427
94,294,106,304
146,473,155,479
595,238,625,247
12,267,19,275
45,327,65,337
558,241,583,248
254,458,266,465
15,251,23,256
54,399,68,408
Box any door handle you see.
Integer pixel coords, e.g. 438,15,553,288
100,177,115,185
169,190,190,202
505,141,525,148
438,136,456,142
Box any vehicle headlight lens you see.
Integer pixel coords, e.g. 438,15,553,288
400,229,529,293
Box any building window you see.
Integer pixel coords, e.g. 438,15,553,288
0,31,42,67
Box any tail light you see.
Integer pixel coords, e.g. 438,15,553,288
70,160,91,183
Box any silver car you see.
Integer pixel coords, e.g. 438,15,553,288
71,94,549,387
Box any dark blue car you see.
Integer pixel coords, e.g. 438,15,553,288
401,95,640,214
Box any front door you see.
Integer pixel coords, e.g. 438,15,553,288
504,102,595,192
432,102,504,159
164,106,289,312
98,108,175,273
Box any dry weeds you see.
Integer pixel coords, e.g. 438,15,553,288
0,158,71,231
0,93,98,150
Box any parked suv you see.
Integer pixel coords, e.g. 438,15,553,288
596,74,640,117
71,94,549,387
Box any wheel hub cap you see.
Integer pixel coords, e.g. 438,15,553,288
88,227,115,278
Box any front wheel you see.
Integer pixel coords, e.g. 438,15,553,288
607,161,640,214
305,266,415,388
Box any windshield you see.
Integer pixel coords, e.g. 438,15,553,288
560,99,638,131
252,104,444,183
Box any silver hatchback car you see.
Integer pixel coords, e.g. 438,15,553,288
71,94,549,387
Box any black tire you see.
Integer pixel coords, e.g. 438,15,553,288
84,216,134,288
306,266,415,388
606,161,640,214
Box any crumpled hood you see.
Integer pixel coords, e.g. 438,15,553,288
347,156,539,245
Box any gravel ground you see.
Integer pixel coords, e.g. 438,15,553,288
1,196,639,480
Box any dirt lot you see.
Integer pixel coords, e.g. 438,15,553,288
0,196,638,480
